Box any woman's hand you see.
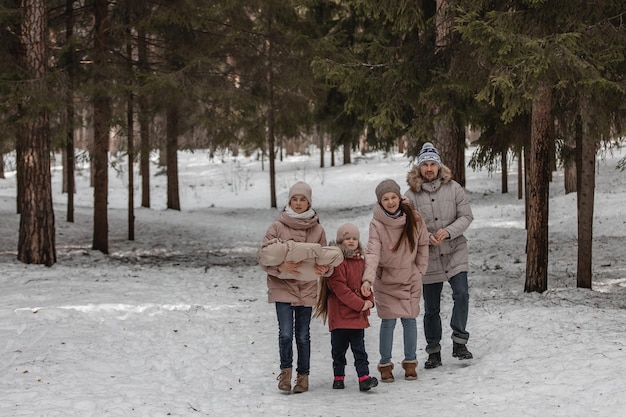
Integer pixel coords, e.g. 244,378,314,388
278,261,302,275
361,281,372,297
314,263,330,276
362,300,373,311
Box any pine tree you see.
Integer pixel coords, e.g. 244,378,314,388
16,0,57,266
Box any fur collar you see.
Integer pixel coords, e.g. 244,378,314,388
329,241,364,259
406,164,453,192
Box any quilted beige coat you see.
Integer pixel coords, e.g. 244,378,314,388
259,210,327,307
362,201,429,319
405,164,474,285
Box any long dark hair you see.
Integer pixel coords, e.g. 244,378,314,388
391,200,423,253
314,275,330,324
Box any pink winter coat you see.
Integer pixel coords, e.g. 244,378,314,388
326,245,374,332
259,210,327,307
362,201,429,319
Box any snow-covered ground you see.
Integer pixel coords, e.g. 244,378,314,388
0,145,624,417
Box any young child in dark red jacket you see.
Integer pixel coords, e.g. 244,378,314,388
315,223,378,392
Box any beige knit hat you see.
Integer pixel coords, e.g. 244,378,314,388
375,179,401,202
336,223,360,243
288,181,312,205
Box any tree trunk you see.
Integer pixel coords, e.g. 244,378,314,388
65,0,75,223
138,24,151,208
266,9,277,208
318,128,324,168
343,143,351,165
501,148,508,194
525,83,552,293
517,150,523,200
576,114,594,289
435,118,465,186
563,130,577,194
453,123,466,187
510,114,530,202
166,105,180,211
435,0,453,49
17,0,56,266
126,23,135,241
398,137,405,154
92,0,110,254
434,0,466,187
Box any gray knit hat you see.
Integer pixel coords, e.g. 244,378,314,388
375,179,401,202
288,181,312,205
336,223,360,244
417,142,442,167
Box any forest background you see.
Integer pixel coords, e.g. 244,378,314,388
1,0,626,294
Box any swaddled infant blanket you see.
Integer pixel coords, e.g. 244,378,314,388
258,238,344,281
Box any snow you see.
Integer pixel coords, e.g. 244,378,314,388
0,146,625,417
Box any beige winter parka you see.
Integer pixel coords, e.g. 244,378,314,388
259,210,327,307
362,201,430,319
405,164,474,285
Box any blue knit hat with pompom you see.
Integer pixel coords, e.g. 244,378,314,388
417,142,441,167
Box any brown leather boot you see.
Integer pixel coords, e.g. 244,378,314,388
377,363,394,383
277,368,292,392
402,360,418,380
293,374,309,393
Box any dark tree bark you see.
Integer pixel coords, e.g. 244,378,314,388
266,12,277,208
318,128,324,168
434,0,466,187
434,114,466,186
166,105,180,211
342,143,351,165
64,0,75,223
126,23,135,240
17,0,56,266
517,150,523,200
501,148,508,194
92,0,111,253
525,83,552,293
137,25,151,208
563,138,577,194
576,113,595,289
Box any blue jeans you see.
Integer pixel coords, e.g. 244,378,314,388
275,302,312,375
379,317,417,364
423,271,470,354
331,328,369,378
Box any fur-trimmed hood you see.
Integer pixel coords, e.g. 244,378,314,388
406,164,453,192
329,240,364,260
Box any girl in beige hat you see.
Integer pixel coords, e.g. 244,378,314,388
258,181,330,393
315,223,378,392
361,179,430,382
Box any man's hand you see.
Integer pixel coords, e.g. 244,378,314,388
429,228,450,246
